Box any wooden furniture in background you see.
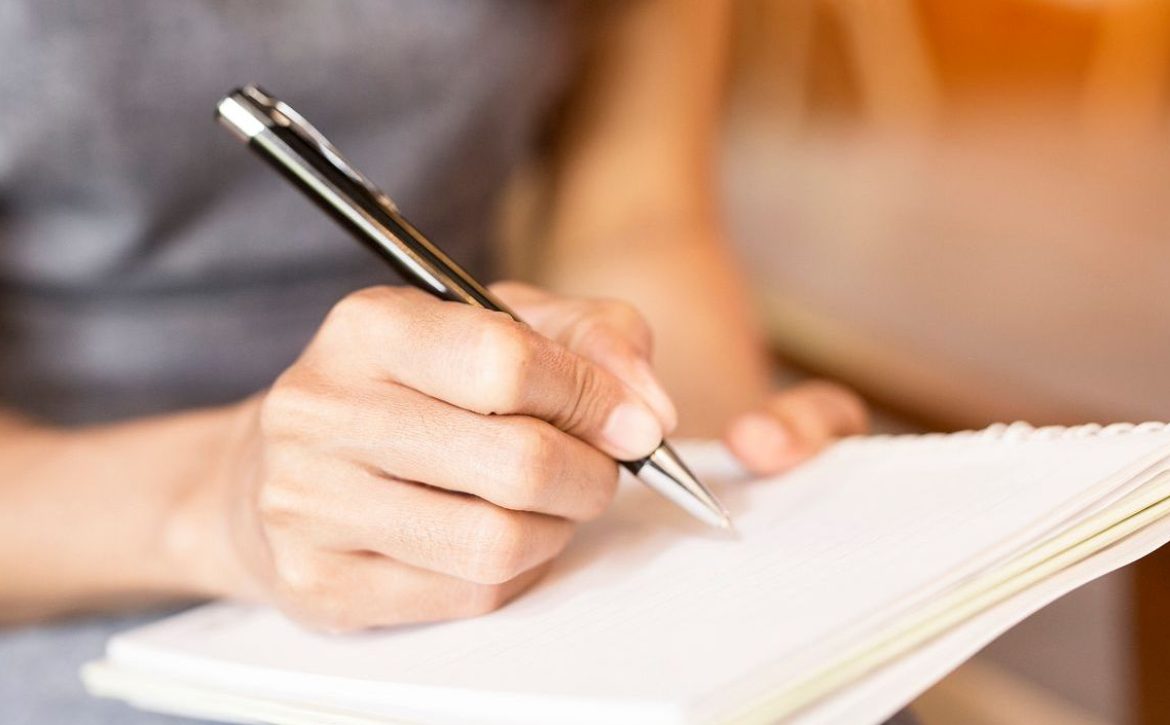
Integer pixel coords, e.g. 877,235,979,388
1134,546,1170,725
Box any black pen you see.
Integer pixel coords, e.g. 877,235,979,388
215,85,732,530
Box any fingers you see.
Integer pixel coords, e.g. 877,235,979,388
274,549,552,633
263,374,620,521
259,460,575,585
310,286,671,461
725,381,868,475
254,282,679,632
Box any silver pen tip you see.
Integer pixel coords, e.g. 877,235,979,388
636,442,736,531
711,500,738,536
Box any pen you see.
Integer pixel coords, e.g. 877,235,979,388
215,84,733,531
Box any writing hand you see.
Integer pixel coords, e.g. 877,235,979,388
185,282,675,632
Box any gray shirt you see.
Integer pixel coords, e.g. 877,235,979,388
0,2,579,722
0,0,579,424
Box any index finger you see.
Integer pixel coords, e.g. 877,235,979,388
315,287,664,461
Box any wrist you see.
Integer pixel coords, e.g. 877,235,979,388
0,400,266,622
158,398,262,602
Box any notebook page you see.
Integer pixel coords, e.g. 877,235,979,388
726,472,1170,721
737,426,1170,688
99,426,1170,724
791,501,1170,725
87,506,1170,725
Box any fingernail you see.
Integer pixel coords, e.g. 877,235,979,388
632,360,678,432
603,402,663,460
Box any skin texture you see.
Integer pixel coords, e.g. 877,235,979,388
0,0,868,628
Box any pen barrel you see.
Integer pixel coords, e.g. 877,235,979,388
217,88,513,315
264,126,504,310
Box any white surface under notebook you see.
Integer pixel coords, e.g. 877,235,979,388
84,422,1170,725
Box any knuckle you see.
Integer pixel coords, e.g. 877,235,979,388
465,506,530,584
325,286,386,326
255,474,309,531
322,286,415,338
469,315,535,413
501,422,558,508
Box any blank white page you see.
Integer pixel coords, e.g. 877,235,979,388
98,424,1170,724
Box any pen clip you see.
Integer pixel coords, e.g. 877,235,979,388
240,85,400,214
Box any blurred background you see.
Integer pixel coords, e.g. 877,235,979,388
722,1,1170,723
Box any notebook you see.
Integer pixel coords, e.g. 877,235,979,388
83,422,1170,725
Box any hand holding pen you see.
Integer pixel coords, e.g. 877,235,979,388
217,86,731,530
200,280,675,631
181,86,731,632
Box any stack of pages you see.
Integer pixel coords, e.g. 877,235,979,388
85,422,1170,724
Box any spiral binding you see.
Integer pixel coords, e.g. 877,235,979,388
857,421,1170,446
676,422,1170,479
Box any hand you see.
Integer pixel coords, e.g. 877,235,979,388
188,282,676,632
723,381,869,475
